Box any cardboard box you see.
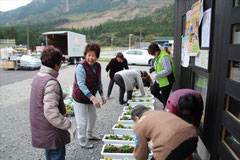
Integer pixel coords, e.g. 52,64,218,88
0,61,16,69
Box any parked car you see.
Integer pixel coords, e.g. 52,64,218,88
122,49,154,65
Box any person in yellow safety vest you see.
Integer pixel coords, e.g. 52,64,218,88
147,42,176,107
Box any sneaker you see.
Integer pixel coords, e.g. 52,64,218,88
88,136,101,141
81,142,94,149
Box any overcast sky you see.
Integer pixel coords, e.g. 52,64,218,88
0,0,33,12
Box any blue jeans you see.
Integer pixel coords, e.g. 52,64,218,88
45,146,66,160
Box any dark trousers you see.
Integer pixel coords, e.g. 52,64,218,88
45,146,66,160
151,137,198,160
107,79,115,97
151,81,173,106
114,74,132,104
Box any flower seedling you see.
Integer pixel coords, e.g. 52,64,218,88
146,99,151,102
104,145,117,153
122,135,134,141
119,144,134,153
107,135,119,140
125,111,131,115
139,99,144,102
121,116,131,120
116,122,124,128
127,126,133,129
147,107,151,110
127,106,132,110
132,99,136,102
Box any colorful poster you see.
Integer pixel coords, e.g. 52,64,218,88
187,0,202,56
201,8,212,48
181,36,190,67
195,50,209,69
185,10,192,36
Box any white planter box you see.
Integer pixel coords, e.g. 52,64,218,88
132,88,151,96
112,124,134,135
101,144,153,159
118,116,135,125
132,94,154,99
128,99,155,107
123,106,154,112
101,144,135,159
100,159,122,160
102,134,135,145
121,112,132,117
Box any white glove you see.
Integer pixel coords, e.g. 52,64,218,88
152,74,157,80
67,121,77,142
101,95,107,105
90,96,101,108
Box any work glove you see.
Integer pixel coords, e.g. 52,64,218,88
101,95,107,105
67,121,77,142
90,96,101,108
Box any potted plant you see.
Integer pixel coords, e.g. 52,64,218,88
112,123,134,135
123,105,155,112
118,115,134,125
122,111,132,116
102,134,135,144
127,99,155,107
101,144,135,159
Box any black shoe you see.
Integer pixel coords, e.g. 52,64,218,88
120,101,127,105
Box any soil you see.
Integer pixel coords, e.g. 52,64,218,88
104,146,134,153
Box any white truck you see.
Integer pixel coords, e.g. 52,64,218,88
43,31,86,64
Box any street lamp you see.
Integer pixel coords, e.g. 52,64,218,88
129,34,133,49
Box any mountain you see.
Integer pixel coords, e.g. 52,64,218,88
0,0,174,28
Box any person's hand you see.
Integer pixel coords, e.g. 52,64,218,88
90,96,101,108
101,95,107,105
67,121,77,142
152,74,157,80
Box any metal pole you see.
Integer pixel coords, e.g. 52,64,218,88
111,33,113,48
140,28,142,49
129,34,132,50
27,24,29,50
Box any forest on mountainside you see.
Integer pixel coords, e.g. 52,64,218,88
0,5,174,49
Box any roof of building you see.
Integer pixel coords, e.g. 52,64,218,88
155,37,174,41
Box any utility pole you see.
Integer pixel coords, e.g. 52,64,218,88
27,24,29,50
129,34,133,50
140,28,142,49
111,33,114,48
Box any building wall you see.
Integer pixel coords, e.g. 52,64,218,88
174,0,240,160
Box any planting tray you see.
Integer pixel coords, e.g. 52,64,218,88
127,99,155,107
132,94,154,99
121,112,132,117
112,124,134,135
101,144,135,159
118,116,135,125
101,144,153,159
123,106,154,112
102,134,135,145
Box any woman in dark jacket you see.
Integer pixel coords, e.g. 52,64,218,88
106,52,129,99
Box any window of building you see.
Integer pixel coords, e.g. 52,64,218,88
222,128,240,158
194,73,208,126
229,61,240,83
226,96,240,120
232,23,240,44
